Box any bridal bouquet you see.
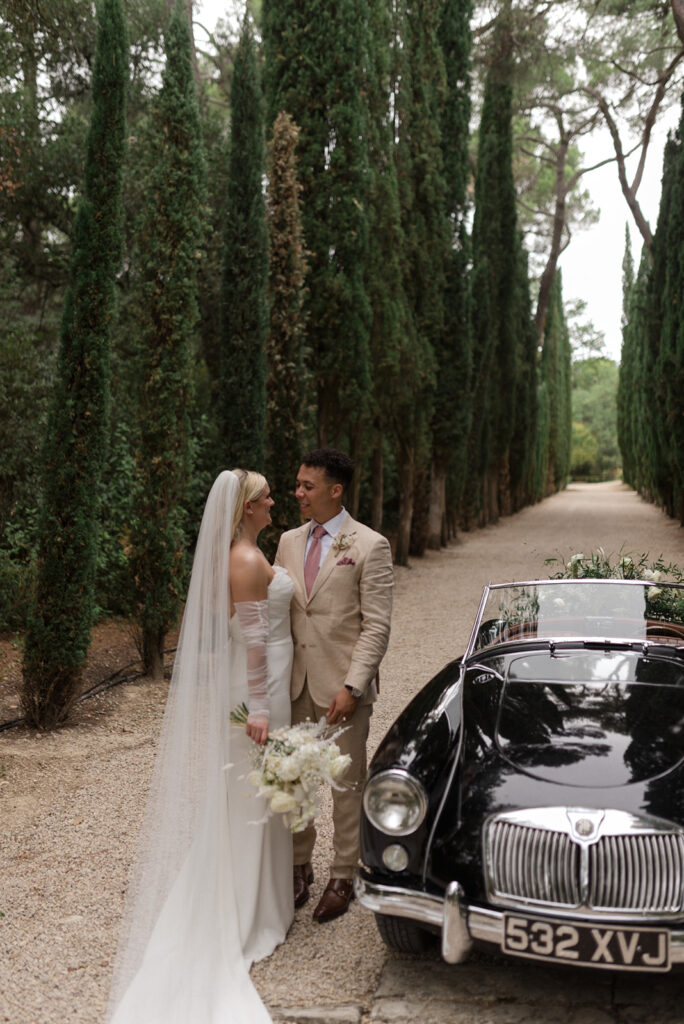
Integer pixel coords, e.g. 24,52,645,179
230,704,352,832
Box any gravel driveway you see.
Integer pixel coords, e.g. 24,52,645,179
1,481,683,1024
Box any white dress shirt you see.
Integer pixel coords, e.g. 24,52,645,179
303,507,348,572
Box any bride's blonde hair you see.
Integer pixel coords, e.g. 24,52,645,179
230,468,268,543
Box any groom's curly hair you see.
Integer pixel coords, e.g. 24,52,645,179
301,448,355,490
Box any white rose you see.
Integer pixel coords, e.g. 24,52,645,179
329,754,352,780
269,791,299,814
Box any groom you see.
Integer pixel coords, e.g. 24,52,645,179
275,448,394,922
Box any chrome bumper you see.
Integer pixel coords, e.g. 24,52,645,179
353,873,684,966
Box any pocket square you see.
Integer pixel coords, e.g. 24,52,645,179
336,556,356,566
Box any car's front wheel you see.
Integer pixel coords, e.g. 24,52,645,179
374,913,436,954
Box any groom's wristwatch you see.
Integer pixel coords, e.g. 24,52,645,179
345,685,363,699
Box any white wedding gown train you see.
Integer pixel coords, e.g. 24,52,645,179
108,567,294,1024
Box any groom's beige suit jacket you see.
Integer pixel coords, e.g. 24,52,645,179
274,513,394,708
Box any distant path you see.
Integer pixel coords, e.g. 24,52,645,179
0,482,682,1024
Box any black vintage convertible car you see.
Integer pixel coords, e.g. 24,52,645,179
355,578,684,972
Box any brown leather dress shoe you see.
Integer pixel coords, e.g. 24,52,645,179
312,877,354,923
293,863,314,908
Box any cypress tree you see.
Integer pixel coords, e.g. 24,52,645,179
617,226,636,487
659,101,684,523
467,23,518,525
538,272,571,497
129,0,206,679
620,250,652,495
508,238,539,508
428,0,473,547
395,0,445,562
219,13,268,469
364,0,412,531
644,133,679,511
265,112,309,542
21,0,127,729
263,0,372,448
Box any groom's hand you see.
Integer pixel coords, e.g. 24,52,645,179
327,686,358,725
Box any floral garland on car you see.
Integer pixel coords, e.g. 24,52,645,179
229,704,351,832
545,548,683,583
544,548,684,625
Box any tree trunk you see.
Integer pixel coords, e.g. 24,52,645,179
143,629,165,681
589,89,654,252
409,461,430,557
349,422,363,519
371,430,384,532
672,0,684,44
395,446,414,566
534,132,569,343
427,459,446,549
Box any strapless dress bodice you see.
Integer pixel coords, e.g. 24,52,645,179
230,566,293,645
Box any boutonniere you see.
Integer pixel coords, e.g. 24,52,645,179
331,531,356,556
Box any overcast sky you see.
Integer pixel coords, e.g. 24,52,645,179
194,2,679,364
559,111,678,362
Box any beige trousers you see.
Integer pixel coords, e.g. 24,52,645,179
291,685,372,879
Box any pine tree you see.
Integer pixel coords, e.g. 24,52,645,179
265,112,309,543
21,0,127,729
428,0,473,547
263,0,372,448
129,0,206,679
219,13,268,470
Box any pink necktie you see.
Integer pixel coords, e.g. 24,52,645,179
304,524,326,596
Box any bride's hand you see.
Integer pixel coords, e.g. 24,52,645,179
246,715,269,746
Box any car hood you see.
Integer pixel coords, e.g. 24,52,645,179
493,650,684,788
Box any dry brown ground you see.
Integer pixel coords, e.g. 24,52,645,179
1,482,682,1024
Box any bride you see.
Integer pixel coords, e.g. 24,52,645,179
106,469,294,1024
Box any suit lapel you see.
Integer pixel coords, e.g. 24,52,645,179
290,524,309,599
308,512,354,602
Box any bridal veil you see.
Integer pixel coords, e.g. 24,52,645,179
106,470,272,1024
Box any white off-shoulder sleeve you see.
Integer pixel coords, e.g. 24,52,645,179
234,599,270,721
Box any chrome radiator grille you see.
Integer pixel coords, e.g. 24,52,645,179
486,816,684,916
488,821,581,906
588,833,684,913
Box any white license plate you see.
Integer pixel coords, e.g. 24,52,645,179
502,913,670,972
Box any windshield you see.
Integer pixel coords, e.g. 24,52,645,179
472,580,684,653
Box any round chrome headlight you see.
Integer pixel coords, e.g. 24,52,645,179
363,769,427,836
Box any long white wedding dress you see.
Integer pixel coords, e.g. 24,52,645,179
106,473,294,1024
228,566,294,964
